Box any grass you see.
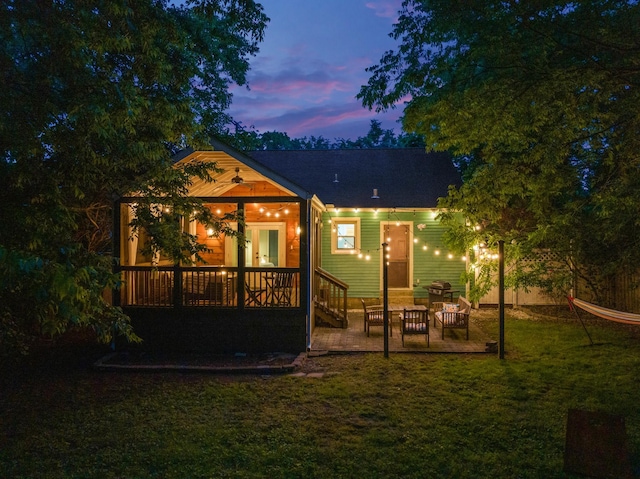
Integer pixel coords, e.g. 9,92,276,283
2,310,640,478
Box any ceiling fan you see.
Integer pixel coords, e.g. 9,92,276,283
231,167,244,184
211,167,255,193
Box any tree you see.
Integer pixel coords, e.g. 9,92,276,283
359,0,640,305
0,0,268,355
230,120,425,150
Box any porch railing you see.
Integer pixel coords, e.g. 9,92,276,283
314,267,348,326
119,266,300,308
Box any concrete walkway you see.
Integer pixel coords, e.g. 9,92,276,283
311,311,494,354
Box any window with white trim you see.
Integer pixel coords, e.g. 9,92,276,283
331,218,360,254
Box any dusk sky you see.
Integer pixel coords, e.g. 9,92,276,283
227,0,405,141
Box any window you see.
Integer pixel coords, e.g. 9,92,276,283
331,218,360,254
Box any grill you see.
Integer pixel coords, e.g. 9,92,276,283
426,280,456,305
427,280,451,295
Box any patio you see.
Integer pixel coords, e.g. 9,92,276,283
310,309,494,353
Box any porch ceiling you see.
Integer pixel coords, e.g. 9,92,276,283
176,150,297,198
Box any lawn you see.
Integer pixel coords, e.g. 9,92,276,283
1,309,640,478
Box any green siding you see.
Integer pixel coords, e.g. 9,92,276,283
321,210,466,299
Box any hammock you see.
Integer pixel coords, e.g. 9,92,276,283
568,296,640,326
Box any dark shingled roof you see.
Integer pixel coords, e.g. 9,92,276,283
249,148,461,208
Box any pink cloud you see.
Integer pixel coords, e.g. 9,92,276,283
252,103,401,138
365,1,403,21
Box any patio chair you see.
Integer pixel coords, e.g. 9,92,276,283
245,279,267,307
401,308,429,347
433,296,471,340
270,271,295,306
184,273,221,305
361,299,387,337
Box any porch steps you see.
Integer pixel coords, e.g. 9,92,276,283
315,302,348,329
383,291,415,304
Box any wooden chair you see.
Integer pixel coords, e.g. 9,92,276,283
401,308,429,347
360,299,387,337
184,273,220,305
433,296,471,340
270,271,294,306
245,278,267,307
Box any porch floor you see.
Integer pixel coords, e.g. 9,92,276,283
310,310,494,353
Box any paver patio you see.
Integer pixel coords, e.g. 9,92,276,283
310,310,494,353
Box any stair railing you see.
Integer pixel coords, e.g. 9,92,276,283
314,267,348,326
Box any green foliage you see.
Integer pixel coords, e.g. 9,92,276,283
359,1,640,305
229,119,426,150
0,0,268,353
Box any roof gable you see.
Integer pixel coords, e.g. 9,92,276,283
174,140,312,198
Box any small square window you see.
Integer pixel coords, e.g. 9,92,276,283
331,218,360,254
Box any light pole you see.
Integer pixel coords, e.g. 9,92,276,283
498,240,505,359
382,242,389,358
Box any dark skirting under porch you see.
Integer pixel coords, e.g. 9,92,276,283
121,307,307,354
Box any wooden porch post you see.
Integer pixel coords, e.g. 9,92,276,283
112,198,121,308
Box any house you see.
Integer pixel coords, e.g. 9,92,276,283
113,140,466,354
